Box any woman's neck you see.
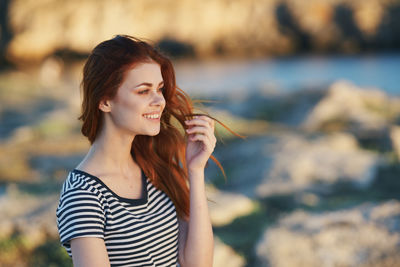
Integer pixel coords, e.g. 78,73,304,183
77,126,138,176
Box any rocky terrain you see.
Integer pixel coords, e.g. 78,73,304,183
1,0,400,64
204,81,400,266
1,0,400,265
1,63,400,266
256,200,400,267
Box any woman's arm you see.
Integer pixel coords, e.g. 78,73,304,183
178,170,214,267
71,237,110,267
180,115,216,267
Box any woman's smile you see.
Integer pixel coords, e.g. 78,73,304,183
142,111,161,121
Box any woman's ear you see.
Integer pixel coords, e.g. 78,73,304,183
99,99,112,112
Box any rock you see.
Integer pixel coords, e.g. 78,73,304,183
390,125,400,160
214,237,245,267
353,0,384,36
302,80,400,135
301,80,400,152
257,132,381,198
6,0,289,62
207,186,257,227
39,56,64,87
0,184,59,244
256,200,400,267
210,131,380,199
4,0,400,62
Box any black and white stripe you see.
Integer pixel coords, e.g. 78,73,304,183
56,169,179,266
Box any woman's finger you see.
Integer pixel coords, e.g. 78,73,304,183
185,126,209,135
185,118,209,128
199,116,214,129
186,125,216,145
185,116,214,129
189,134,215,151
185,116,217,150
189,129,216,149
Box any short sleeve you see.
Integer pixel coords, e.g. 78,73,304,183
56,187,106,250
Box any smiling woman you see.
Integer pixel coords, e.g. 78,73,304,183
100,62,166,137
55,35,237,267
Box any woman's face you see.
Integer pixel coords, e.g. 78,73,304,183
104,62,166,137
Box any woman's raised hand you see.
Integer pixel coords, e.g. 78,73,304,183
184,115,216,173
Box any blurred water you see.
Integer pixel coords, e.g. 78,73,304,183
174,53,400,96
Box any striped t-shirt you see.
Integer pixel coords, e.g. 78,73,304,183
56,169,179,266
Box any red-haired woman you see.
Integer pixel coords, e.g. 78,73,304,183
56,35,219,267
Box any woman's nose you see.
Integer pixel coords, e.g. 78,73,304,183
150,91,165,106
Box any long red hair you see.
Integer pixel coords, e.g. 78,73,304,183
79,35,239,219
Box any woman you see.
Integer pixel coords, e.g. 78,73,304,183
56,35,228,266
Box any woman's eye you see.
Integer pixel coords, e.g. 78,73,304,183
138,89,149,94
137,87,164,95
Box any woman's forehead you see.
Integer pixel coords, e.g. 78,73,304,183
124,62,163,85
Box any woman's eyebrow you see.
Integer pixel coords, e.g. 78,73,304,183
134,81,164,88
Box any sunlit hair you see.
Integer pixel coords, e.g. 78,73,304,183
79,35,241,218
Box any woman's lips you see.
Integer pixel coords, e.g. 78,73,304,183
142,112,161,121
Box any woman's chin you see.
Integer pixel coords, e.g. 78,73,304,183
147,128,161,136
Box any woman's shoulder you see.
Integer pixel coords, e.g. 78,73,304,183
57,169,108,214
56,170,107,238
59,169,103,200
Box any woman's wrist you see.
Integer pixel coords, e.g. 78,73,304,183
187,168,205,185
188,167,204,175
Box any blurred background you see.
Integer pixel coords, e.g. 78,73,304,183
1,0,400,266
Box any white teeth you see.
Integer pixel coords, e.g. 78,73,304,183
143,114,160,119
